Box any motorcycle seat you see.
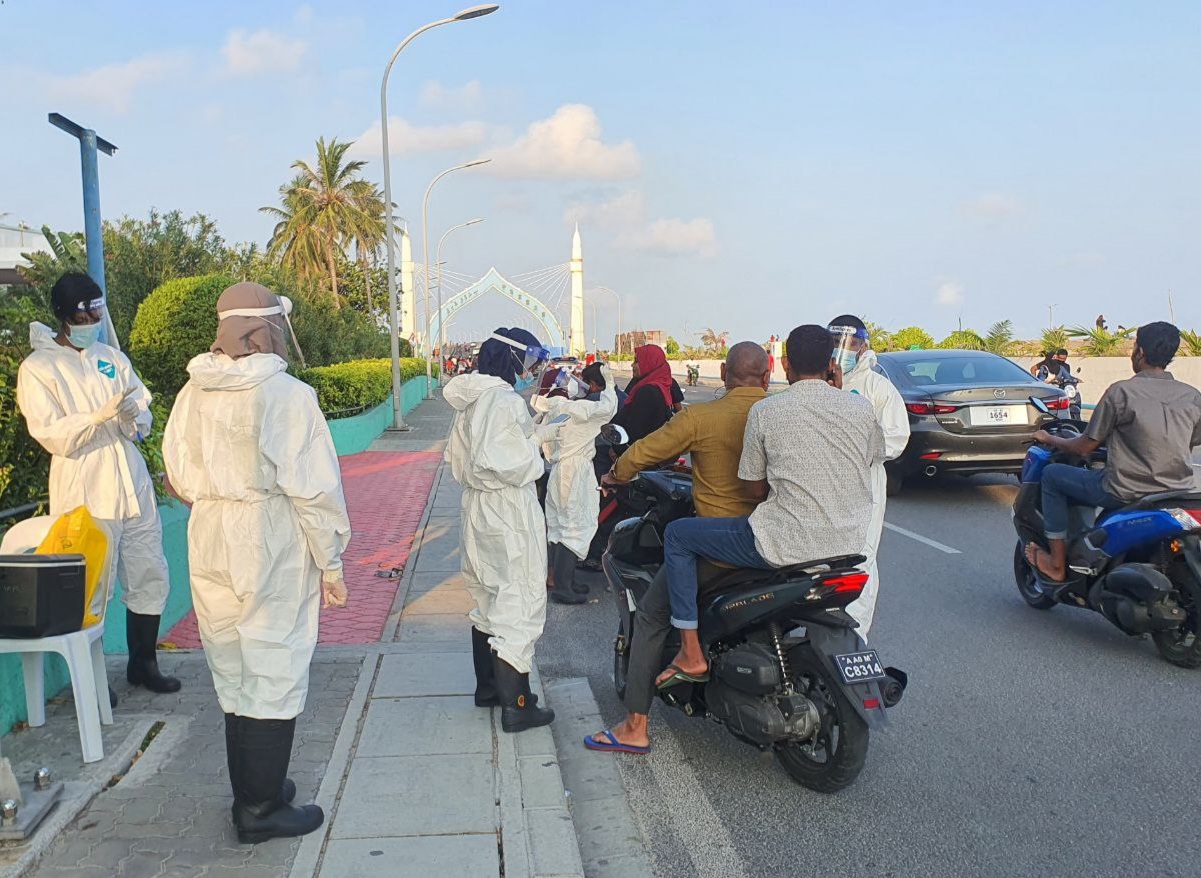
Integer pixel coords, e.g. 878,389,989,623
705,554,867,592
1121,489,1201,511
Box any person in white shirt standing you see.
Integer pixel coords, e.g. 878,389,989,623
828,315,910,638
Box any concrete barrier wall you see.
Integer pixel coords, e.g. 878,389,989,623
662,357,1201,402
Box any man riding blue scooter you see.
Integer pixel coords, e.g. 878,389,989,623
1024,322,1201,584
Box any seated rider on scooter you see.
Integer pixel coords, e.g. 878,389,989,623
1025,322,1201,583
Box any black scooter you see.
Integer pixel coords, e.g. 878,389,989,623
605,470,905,792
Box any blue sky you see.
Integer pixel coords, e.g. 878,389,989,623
2,1,1198,346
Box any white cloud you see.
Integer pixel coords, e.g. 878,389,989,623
564,190,716,259
935,281,965,307
419,80,484,112
349,116,489,157
222,28,309,76
489,104,640,181
963,192,1022,222
48,52,188,114
634,218,718,258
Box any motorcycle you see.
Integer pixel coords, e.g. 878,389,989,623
686,364,700,386
1053,370,1083,420
1012,397,1201,667
605,469,905,792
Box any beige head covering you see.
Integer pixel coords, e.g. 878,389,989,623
211,282,291,360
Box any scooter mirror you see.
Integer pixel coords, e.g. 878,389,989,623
1029,396,1051,415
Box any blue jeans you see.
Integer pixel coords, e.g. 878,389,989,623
1041,464,1123,539
663,517,773,629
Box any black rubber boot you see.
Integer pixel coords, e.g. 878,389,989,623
125,612,182,693
108,686,118,709
548,543,586,605
232,718,323,844
471,628,499,707
493,655,555,733
225,714,295,812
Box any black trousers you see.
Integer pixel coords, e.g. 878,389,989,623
623,561,723,716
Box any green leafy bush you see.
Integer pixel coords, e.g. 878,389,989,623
290,291,390,368
938,330,985,351
889,326,935,351
0,294,54,512
299,357,432,416
129,274,232,401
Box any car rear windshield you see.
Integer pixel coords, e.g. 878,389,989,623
891,356,1033,387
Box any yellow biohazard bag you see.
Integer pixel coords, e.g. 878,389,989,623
36,506,110,628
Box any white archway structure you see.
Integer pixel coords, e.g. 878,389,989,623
431,266,566,351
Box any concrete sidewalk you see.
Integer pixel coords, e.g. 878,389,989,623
1,390,584,878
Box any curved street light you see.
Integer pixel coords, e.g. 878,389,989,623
422,158,490,396
436,217,484,380
379,4,499,429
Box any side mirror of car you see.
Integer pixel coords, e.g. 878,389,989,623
1029,396,1051,415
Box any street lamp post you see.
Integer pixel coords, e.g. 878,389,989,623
379,4,499,431
592,285,621,356
436,218,484,382
422,158,490,397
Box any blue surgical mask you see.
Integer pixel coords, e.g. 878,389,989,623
66,322,103,349
514,374,534,393
840,351,859,373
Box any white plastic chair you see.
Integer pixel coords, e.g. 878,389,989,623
0,516,116,763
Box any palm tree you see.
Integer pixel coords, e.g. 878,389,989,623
1179,329,1201,357
1067,324,1133,356
698,327,730,352
261,137,384,307
981,320,1015,355
347,180,386,312
1039,325,1069,355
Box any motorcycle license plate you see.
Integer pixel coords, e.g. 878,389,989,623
834,651,887,684
969,405,1028,426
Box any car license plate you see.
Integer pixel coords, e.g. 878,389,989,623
833,651,887,684
969,404,1028,426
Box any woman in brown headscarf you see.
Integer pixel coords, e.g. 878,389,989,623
163,282,351,844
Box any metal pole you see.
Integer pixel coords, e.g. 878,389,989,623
436,218,483,383
421,159,490,399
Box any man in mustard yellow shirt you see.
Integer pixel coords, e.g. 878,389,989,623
586,342,771,754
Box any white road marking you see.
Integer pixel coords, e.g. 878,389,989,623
883,521,962,554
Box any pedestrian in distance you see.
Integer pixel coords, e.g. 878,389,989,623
164,281,351,844
16,272,181,701
444,327,565,733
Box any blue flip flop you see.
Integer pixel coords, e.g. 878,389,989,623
584,729,650,755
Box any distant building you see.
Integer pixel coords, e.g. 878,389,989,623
614,330,665,355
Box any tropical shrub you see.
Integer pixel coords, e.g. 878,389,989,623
129,274,232,401
1178,329,1201,357
889,326,935,351
0,294,54,513
1067,325,1133,357
938,330,985,351
1040,325,1069,353
299,357,431,416
665,336,680,356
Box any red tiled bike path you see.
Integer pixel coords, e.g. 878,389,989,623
166,450,442,647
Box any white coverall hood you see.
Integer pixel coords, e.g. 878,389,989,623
443,371,548,674
164,355,350,719
838,346,911,638
16,322,169,616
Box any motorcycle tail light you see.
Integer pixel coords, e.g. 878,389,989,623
824,572,869,595
863,697,881,710
1165,509,1201,531
1044,396,1070,411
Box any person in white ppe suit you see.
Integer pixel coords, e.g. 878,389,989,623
532,362,617,605
445,327,562,734
16,272,180,698
829,315,911,637
163,281,350,845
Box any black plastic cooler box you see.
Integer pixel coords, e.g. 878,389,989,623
0,554,87,638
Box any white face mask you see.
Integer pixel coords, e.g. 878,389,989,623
66,322,103,349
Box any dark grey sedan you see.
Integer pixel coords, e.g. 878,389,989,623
874,350,1069,493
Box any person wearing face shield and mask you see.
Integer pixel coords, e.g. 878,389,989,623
16,272,180,698
531,362,617,605
828,315,910,638
163,282,351,844
444,327,563,733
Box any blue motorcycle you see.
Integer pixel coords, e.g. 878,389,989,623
1012,398,1201,667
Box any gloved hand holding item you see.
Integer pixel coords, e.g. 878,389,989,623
599,362,613,388
92,389,134,426
118,395,141,421
533,419,565,444
322,568,348,608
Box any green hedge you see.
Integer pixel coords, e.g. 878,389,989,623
299,358,435,417
129,274,231,401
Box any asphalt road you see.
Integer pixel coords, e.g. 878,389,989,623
537,379,1201,878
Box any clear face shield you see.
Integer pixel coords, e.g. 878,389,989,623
491,332,551,383
218,295,307,368
829,324,869,373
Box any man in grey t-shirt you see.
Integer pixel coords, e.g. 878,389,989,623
651,325,883,689
1026,322,1201,582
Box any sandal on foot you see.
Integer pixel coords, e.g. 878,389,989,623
655,662,709,690
584,729,650,755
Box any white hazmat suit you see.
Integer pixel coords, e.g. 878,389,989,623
16,322,169,617
163,352,350,718
445,373,557,674
532,380,618,560
841,349,910,636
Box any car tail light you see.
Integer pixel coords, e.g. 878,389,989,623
906,402,959,415
1043,396,1070,411
824,572,869,595
919,452,942,460
1167,509,1201,531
